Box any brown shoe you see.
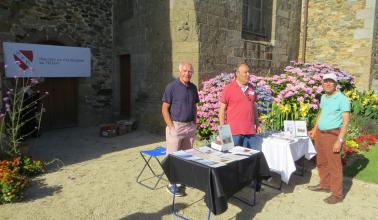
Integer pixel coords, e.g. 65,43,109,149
324,195,344,204
307,184,330,192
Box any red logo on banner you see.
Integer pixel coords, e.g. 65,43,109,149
13,50,33,71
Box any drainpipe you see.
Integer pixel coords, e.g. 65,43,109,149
301,0,309,62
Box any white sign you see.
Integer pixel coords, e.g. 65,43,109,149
3,42,91,77
216,124,235,151
284,120,308,137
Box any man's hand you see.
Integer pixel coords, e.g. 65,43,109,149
333,140,342,153
256,125,262,134
308,129,317,139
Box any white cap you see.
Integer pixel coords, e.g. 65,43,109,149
323,73,337,82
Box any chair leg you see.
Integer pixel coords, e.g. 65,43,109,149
252,181,256,206
151,157,165,189
136,154,153,183
140,153,158,176
137,153,166,190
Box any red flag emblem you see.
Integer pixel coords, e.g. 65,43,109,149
13,50,33,71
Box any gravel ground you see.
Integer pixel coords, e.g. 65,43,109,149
0,127,377,220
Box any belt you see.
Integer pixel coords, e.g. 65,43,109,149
318,128,340,135
173,120,193,124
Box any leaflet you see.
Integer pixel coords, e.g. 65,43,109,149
172,146,248,168
229,146,260,156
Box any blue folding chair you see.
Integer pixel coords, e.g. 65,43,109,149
136,146,166,189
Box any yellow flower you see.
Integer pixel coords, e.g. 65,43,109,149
279,104,291,113
346,140,359,149
299,102,310,118
363,98,369,105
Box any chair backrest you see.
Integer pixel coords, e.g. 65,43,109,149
141,146,166,157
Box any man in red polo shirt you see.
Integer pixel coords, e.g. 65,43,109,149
219,63,260,148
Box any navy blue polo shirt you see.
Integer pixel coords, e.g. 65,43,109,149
162,79,199,122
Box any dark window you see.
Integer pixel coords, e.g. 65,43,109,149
242,0,272,41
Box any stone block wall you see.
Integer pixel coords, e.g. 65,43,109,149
0,0,113,126
299,0,376,89
370,0,378,91
113,0,199,133
195,0,302,82
113,0,302,133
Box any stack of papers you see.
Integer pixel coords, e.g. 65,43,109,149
266,133,298,143
172,146,248,168
229,146,260,156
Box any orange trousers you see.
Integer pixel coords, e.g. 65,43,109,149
314,128,343,198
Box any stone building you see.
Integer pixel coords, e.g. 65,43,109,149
298,0,378,90
1,0,376,133
0,0,113,129
113,0,302,132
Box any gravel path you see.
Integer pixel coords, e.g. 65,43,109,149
0,127,377,220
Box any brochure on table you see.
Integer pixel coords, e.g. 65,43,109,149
172,146,249,168
283,120,308,137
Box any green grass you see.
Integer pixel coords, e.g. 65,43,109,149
344,144,378,184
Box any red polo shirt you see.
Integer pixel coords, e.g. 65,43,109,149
220,80,257,135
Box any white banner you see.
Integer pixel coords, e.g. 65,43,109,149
3,42,91,77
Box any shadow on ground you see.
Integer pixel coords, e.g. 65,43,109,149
226,166,313,220
26,127,165,169
22,178,63,202
119,203,187,220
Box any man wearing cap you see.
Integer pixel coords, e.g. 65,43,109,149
308,72,350,204
219,63,260,148
162,61,199,196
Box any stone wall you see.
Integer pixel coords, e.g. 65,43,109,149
299,0,375,89
195,0,302,82
370,0,378,91
113,0,199,133
0,0,113,126
113,0,302,132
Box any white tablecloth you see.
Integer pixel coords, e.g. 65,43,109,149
253,135,317,183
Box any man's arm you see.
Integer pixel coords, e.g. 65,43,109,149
162,102,174,128
309,111,321,138
333,112,350,153
219,103,227,125
193,104,197,123
254,103,261,133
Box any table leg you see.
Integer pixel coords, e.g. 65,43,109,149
262,177,283,191
232,181,257,206
293,156,305,177
171,185,190,220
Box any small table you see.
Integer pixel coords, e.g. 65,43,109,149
254,135,317,184
161,151,270,216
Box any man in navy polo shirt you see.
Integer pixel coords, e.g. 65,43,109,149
162,61,199,196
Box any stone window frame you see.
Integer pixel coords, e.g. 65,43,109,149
242,0,273,42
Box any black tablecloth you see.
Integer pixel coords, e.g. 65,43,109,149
161,152,270,215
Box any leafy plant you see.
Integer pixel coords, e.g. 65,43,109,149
0,157,29,203
345,89,378,123
1,75,48,157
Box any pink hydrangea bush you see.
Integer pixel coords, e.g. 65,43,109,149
262,62,355,130
196,62,355,139
197,73,273,139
